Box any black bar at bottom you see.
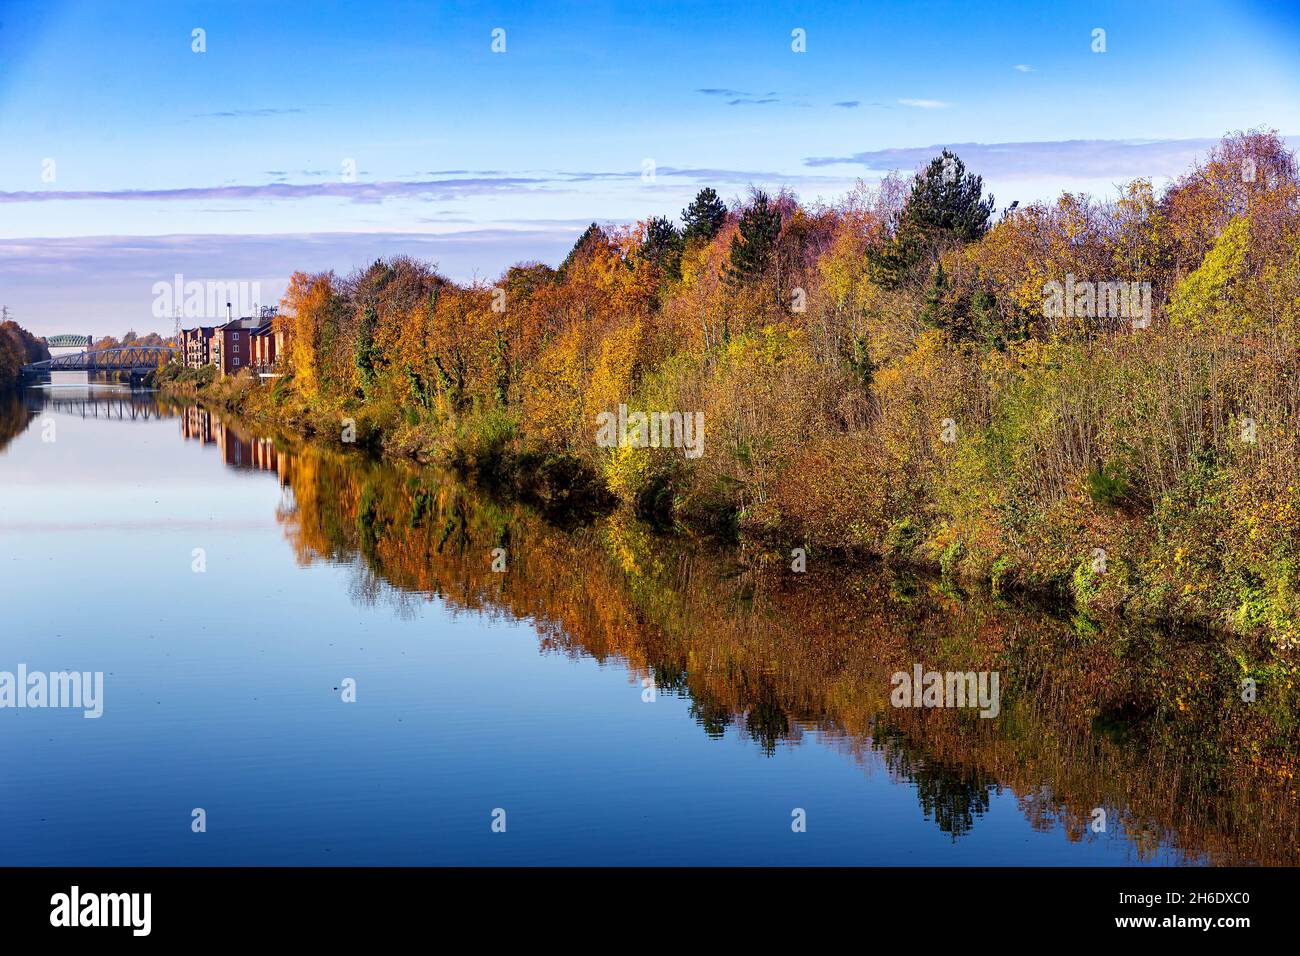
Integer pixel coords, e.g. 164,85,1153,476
0,866,1278,941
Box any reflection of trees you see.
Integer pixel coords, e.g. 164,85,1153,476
0,390,32,453
874,721,994,838
742,699,791,756
916,768,992,839
222,424,1300,864
688,699,733,739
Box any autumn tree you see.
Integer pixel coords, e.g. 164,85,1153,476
1161,129,1299,276
0,320,49,390
354,304,380,395
558,222,610,279
279,271,345,400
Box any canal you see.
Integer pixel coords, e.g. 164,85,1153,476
1,383,1295,865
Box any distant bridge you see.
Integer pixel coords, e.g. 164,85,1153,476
22,346,177,376
46,334,93,349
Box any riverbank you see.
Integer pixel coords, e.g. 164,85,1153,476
155,363,614,517
157,362,1300,651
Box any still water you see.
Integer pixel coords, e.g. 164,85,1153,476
1,384,1296,866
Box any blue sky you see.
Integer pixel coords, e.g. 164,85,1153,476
1,0,1298,336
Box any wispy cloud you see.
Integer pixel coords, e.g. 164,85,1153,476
898,98,951,109
1014,64,1036,73
0,164,860,207
833,100,861,109
193,108,305,119
695,87,791,106
0,176,550,205
802,136,1288,181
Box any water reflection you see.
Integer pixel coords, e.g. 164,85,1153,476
6,388,1299,864
0,384,175,454
0,389,33,452
21,387,169,422
178,405,289,477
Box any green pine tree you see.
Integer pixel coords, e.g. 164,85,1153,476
920,261,950,328
641,215,683,279
868,150,995,290
681,187,728,243
727,191,781,285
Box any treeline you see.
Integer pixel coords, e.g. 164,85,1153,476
93,330,174,351
241,129,1299,642
0,321,49,390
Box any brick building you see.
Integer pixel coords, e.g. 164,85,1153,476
212,317,252,375
180,306,281,377
249,323,285,374
178,326,216,369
